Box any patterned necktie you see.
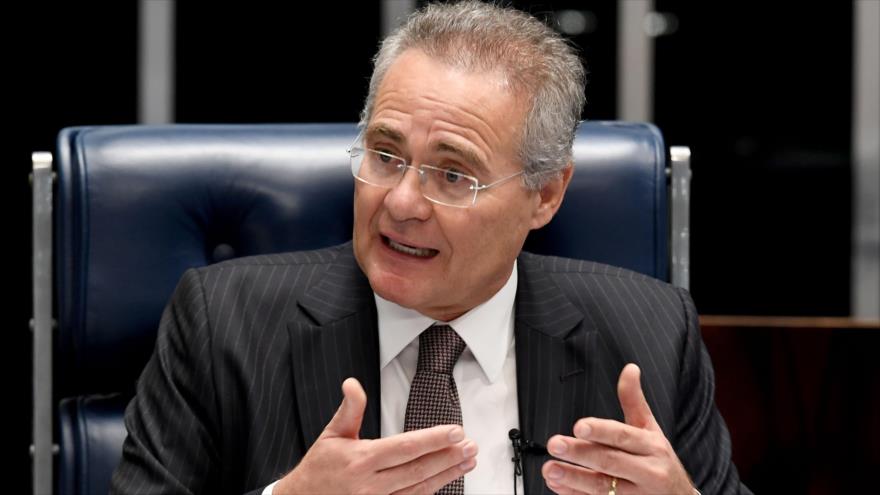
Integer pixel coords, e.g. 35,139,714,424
404,324,467,495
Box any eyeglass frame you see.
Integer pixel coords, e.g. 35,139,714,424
347,132,525,208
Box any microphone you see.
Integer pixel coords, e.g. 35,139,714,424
509,428,523,476
509,428,548,458
509,429,547,495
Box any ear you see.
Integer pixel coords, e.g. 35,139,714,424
529,164,573,230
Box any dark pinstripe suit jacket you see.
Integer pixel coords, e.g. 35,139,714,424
111,242,749,495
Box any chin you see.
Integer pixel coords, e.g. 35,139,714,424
368,270,424,309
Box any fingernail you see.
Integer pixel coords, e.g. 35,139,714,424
549,438,567,456
448,426,464,443
462,441,478,458
547,466,563,480
459,458,476,471
575,423,591,438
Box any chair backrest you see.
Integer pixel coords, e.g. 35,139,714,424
44,122,672,494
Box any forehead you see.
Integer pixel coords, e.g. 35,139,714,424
368,49,527,172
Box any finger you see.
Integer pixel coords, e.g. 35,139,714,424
545,435,644,483
544,477,585,495
543,460,635,495
617,364,659,431
389,444,478,495
543,466,588,495
321,377,367,439
367,424,468,470
571,418,658,455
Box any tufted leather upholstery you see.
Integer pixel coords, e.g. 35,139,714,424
52,122,668,494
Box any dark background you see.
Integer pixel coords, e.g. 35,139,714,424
9,1,864,493
654,1,853,316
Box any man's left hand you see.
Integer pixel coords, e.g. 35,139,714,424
542,363,695,495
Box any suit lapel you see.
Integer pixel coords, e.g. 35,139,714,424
285,248,600,493
287,245,381,449
514,253,597,495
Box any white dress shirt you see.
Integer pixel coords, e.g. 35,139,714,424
377,262,522,495
266,264,522,495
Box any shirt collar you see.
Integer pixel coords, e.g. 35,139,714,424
376,261,518,384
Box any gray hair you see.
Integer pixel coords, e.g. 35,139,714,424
359,0,586,190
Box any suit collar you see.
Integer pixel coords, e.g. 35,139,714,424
297,242,374,325
375,261,518,384
288,243,381,447
289,246,597,494
515,251,584,338
514,252,594,495
297,246,582,334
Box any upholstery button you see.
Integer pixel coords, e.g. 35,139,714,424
212,244,236,263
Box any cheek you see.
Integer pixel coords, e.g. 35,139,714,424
484,204,534,255
353,191,365,239
353,187,382,228
353,187,384,265
452,207,529,265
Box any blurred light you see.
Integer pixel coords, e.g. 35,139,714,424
555,10,597,36
644,12,679,37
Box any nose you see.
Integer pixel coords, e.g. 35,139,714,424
383,166,433,222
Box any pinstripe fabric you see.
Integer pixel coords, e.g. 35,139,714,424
514,252,750,495
110,243,379,495
111,243,749,494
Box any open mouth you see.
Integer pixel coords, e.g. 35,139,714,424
382,235,439,259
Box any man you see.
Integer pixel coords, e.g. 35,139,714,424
112,2,750,494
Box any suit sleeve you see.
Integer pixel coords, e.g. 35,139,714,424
110,268,224,494
673,288,753,495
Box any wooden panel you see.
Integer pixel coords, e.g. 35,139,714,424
701,317,880,494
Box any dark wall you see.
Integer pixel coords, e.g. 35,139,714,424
704,322,880,493
175,3,379,123
654,1,853,316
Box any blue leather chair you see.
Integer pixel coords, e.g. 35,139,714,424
30,122,690,495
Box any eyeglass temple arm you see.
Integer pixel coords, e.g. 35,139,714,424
473,170,525,191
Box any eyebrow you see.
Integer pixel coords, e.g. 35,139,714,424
365,125,405,144
364,124,489,177
435,141,489,177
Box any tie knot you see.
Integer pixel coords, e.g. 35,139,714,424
417,325,466,375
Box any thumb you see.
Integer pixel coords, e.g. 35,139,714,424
321,377,367,439
617,363,660,431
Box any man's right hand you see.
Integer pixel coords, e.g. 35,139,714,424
274,377,478,494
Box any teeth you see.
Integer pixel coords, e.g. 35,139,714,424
387,238,437,257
